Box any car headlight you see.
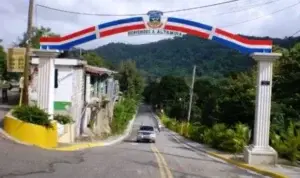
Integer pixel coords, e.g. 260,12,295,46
150,133,156,137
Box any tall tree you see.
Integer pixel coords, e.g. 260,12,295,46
16,26,59,49
83,52,106,67
273,43,300,121
0,39,7,80
118,60,145,99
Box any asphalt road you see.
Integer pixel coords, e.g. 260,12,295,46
0,105,266,178
0,89,19,129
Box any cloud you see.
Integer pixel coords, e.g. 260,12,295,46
0,0,299,49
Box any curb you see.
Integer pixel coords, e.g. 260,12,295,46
0,128,32,146
168,129,288,178
1,113,137,151
208,152,288,178
102,114,136,146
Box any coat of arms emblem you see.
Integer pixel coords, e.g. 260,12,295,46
147,10,163,29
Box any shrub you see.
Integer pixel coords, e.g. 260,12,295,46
54,114,73,125
271,121,300,164
12,105,52,128
160,114,250,153
200,123,249,153
110,97,137,135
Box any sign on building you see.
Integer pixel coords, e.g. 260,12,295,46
7,47,26,73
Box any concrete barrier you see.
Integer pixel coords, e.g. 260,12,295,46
3,112,58,148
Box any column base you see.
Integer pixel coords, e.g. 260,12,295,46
244,144,278,165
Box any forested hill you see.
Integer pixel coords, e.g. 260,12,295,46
93,35,300,77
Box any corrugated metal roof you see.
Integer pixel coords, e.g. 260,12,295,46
85,65,117,76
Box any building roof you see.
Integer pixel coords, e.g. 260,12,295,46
85,65,117,76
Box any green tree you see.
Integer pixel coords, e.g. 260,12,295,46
83,52,106,67
217,71,256,127
118,60,145,99
157,76,189,107
273,43,300,121
0,39,7,80
16,26,59,49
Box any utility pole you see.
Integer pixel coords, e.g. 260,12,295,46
186,65,196,134
22,0,34,105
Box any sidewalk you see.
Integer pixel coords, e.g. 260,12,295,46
0,89,19,140
167,128,300,178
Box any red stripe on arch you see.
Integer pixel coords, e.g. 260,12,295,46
40,26,96,43
164,25,210,39
215,28,272,46
100,24,146,38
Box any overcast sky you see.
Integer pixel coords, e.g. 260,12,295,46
0,0,299,49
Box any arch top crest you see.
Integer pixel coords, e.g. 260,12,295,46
40,10,272,54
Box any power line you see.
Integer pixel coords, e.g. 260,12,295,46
36,0,240,17
213,0,281,16
221,1,300,28
162,0,240,14
290,29,300,37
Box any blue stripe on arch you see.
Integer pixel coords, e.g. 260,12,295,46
98,17,144,29
40,45,62,50
167,17,213,31
212,36,272,54
40,34,97,50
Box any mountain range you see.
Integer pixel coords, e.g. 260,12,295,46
66,35,300,77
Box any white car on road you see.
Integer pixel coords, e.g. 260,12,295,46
136,125,156,143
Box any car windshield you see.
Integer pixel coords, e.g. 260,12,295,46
140,126,154,131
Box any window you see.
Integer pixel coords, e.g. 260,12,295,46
139,126,154,131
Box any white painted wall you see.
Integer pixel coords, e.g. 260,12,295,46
29,65,73,104
29,58,87,142
54,66,73,103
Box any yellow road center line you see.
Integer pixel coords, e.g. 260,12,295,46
151,144,167,178
152,145,173,178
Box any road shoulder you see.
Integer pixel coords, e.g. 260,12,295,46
167,129,294,178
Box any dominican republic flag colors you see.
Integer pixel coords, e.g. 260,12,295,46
40,26,97,50
165,17,213,40
98,17,145,38
212,28,272,53
40,16,272,54
40,17,145,50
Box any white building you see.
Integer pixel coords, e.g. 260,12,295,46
29,57,119,143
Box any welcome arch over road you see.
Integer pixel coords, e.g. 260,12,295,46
39,10,281,165
40,11,272,54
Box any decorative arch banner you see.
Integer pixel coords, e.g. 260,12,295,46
40,10,272,54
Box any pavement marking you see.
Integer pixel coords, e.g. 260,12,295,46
168,131,286,178
170,132,228,163
151,144,167,178
151,144,174,178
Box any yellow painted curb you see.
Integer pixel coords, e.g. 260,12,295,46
207,152,289,178
40,142,105,151
4,113,58,148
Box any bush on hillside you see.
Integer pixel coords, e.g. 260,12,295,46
12,105,52,128
160,113,250,153
271,121,300,164
110,97,137,135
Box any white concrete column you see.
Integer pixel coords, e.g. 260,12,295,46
244,52,282,165
31,50,59,120
85,74,91,103
83,74,91,132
